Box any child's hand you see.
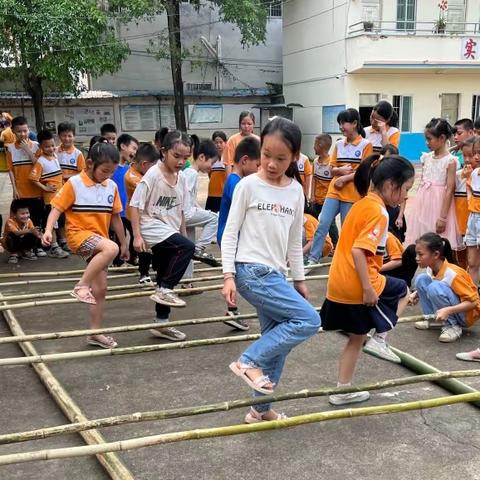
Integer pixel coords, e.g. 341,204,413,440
19,139,32,153
42,231,53,247
377,121,387,133
436,218,446,234
222,277,236,307
337,165,353,175
119,243,130,262
395,216,404,229
362,286,378,307
408,291,418,306
294,281,309,299
435,307,450,323
334,177,346,189
133,235,147,253
45,184,57,192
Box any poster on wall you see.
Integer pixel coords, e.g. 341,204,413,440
57,107,114,136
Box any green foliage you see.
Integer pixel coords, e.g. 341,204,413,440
0,0,130,94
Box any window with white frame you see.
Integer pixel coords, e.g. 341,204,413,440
189,104,223,124
268,1,282,17
441,94,459,124
396,0,416,31
393,95,413,132
446,0,466,33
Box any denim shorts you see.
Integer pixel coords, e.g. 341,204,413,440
465,212,480,247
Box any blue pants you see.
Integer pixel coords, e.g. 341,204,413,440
236,263,320,412
415,273,466,327
309,198,352,262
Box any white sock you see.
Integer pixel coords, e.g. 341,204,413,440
374,331,387,341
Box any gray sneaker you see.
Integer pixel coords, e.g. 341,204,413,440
329,391,370,406
363,336,401,363
48,245,69,258
414,320,444,330
223,310,250,331
35,247,47,257
7,254,19,264
21,250,38,261
149,319,186,341
150,287,186,307
193,247,221,267
439,325,462,343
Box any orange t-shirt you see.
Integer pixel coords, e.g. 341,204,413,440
57,144,86,180
1,217,35,249
29,155,63,204
6,141,41,198
312,156,333,205
467,167,480,213
327,192,388,304
51,171,122,253
208,159,227,197
327,136,373,203
124,165,143,221
384,232,404,262
297,153,312,195
430,260,480,327
223,132,260,167
455,168,468,235
0,127,16,145
303,213,333,257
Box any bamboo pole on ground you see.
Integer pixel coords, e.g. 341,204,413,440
0,334,261,366
1,369,479,445
1,391,479,466
0,297,134,479
0,273,140,288
0,275,330,312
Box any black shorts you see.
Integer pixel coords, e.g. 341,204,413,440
321,275,408,335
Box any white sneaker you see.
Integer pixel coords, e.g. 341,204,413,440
150,287,186,307
304,260,317,275
363,336,401,363
149,319,186,341
439,325,462,343
329,391,370,406
35,248,47,257
139,275,153,287
456,348,480,362
414,320,444,330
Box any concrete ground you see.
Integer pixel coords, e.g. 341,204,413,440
1,171,480,479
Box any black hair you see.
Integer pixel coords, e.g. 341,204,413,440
11,116,28,130
37,129,54,144
100,123,117,135
162,130,193,152
10,198,30,214
154,127,169,144
372,101,398,128
354,153,415,197
239,110,255,128
416,232,454,263
57,122,76,136
425,118,454,139
212,130,227,142
454,118,474,131
337,108,366,138
261,117,303,183
135,143,160,163
474,117,480,130
89,135,107,149
380,144,399,156
88,142,120,168
190,134,218,161
116,133,139,150
234,136,261,163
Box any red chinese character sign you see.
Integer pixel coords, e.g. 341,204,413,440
462,38,478,60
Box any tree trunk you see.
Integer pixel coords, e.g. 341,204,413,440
166,0,187,131
24,73,45,133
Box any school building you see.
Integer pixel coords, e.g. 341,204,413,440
283,0,480,159
0,2,284,142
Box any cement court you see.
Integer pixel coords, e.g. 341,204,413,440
1,250,480,480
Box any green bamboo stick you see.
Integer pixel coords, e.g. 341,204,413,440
1,369,479,445
1,391,479,466
0,334,261,366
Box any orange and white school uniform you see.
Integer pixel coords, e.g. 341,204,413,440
312,156,333,207
29,154,63,205
303,213,332,257
365,126,400,153
320,191,408,335
1,217,36,252
57,144,86,181
205,158,227,212
6,141,41,199
454,167,468,237
222,132,260,169
50,170,122,258
465,167,480,247
297,153,312,196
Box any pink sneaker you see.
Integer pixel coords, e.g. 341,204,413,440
456,348,480,362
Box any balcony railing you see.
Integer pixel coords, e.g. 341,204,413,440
348,20,480,37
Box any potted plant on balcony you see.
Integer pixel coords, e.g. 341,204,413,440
363,20,374,32
434,0,448,33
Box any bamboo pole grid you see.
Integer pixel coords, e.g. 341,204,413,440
1,262,479,470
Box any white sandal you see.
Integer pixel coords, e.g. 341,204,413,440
245,407,287,424
229,362,275,394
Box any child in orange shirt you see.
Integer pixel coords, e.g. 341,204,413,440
411,233,479,343
124,143,159,285
303,213,332,260
43,142,129,348
321,154,414,405
57,122,86,181
205,131,227,212
2,200,42,264
297,153,312,197
29,130,69,259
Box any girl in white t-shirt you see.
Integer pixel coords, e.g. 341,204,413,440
130,131,195,342
222,117,320,423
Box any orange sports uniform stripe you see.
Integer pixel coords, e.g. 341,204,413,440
432,260,480,327
124,166,143,221
365,126,400,153
57,145,86,180
327,192,388,304
384,232,404,262
222,132,260,167
327,136,373,203
6,141,42,198
29,155,63,204
297,153,312,187
312,156,333,204
51,170,122,253
208,159,227,197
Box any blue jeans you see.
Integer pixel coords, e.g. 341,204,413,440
235,263,320,412
415,273,466,327
308,198,352,262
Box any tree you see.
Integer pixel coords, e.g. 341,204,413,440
0,0,130,132
123,0,270,131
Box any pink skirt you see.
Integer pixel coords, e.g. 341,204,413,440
405,183,461,250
